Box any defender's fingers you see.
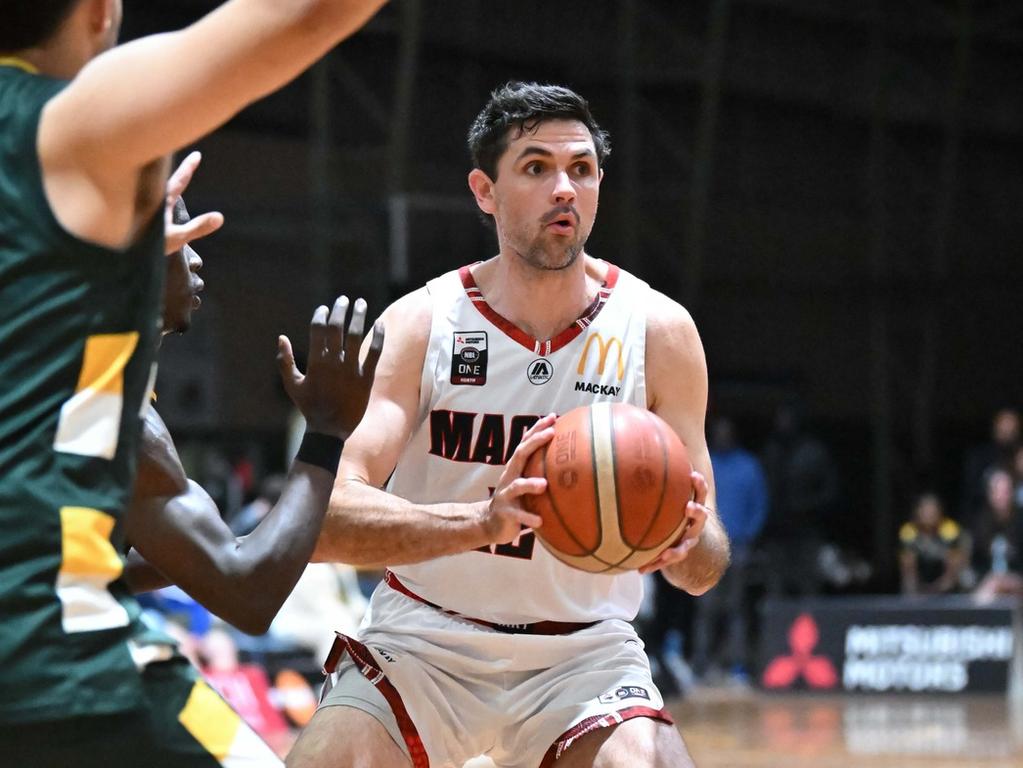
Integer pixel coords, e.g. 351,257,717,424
164,212,223,254
276,335,301,385
360,320,385,378
325,296,350,356
166,151,202,200
308,305,330,360
344,298,368,363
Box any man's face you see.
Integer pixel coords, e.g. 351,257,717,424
480,119,602,271
163,202,204,334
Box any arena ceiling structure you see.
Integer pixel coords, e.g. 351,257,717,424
124,0,1022,578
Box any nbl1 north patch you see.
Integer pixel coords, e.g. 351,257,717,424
451,332,488,386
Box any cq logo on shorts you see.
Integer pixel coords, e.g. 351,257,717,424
576,333,625,381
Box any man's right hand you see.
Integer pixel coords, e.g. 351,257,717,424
277,296,384,439
479,413,558,545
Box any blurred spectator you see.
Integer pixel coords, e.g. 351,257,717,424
691,417,768,684
972,469,1023,602
762,401,839,595
269,563,368,662
229,563,369,666
230,473,287,536
898,493,966,596
961,408,1020,527
200,626,293,757
136,584,213,636
1012,445,1023,510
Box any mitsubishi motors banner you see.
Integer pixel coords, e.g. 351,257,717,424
759,596,1019,694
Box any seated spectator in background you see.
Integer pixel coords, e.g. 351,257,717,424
691,417,768,684
200,627,293,757
961,408,1020,527
972,469,1023,602
898,493,966,596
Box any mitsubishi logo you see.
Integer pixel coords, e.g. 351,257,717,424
762,613,838,689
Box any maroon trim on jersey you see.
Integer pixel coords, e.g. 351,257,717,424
385,570,597,635
322,633,430,768
458,263,621,356
539,706,675,767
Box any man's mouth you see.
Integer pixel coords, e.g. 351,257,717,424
544,211,578,234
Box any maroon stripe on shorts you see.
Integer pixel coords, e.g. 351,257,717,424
539,706,675,767
332,634,430,768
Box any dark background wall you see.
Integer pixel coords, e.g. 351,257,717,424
123,1,1023,582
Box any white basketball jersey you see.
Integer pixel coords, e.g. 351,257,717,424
388,261,650,624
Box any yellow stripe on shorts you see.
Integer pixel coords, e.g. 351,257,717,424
178,681,282,766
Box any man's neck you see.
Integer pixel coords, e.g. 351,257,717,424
473,252,605,342
11,45,88,80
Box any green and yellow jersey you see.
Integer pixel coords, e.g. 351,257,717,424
0,61,168,723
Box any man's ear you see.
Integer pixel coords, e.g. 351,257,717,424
87,0,114,34
467,169,497,216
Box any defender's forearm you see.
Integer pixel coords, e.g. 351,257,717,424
314,480,490,566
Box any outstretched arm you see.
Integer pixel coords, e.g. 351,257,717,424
125,297,382,634
38,0,387,249
313,288,556,566
639,291,730,595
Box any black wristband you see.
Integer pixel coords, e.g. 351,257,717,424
295,432,344,474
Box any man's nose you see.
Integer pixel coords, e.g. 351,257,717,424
185,245,202,270
551,170,576,203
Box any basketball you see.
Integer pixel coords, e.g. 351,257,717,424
523,402,693,573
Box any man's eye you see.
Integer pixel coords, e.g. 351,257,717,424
574,163,592,176
525,162,543,175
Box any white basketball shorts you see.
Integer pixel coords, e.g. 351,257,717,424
318,581,672,768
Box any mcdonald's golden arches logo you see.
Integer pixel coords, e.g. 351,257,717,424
577,333,625,381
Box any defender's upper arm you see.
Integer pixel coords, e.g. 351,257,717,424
645,290,715,498
40,0,385,176
339,287,432,489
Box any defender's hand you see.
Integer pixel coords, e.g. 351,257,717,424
277,296,384,439
639,471,709,574
479,414,557,545
164,151,223,255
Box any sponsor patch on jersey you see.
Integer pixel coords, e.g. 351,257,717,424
526,358,554,385
598,685,651,704
574,381,622,397
451,331,488,385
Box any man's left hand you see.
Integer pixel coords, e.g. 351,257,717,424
639,471,710,575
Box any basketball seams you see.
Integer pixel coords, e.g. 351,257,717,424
622,409,672,553
541,442,595,557
590,403,633,565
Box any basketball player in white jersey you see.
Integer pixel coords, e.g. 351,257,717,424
288,82,730,768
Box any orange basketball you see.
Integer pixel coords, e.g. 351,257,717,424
523,402,693,573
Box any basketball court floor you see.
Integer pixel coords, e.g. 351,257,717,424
460,688,1023,767
669,688,1023,768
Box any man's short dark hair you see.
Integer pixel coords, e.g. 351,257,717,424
468,82,611,180
1,1,80,52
